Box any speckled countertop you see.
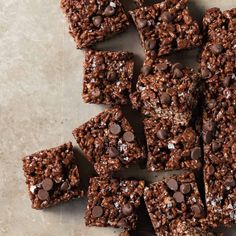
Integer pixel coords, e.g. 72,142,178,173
0,1,235,236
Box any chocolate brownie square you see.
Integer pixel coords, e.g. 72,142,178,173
82,50,134,105
60,0,129,49
144,172,206,235
131,57,201,125
129,0,202,57
72,107,144,176
85,177,144,230
144,117,201,171
22,142,84,209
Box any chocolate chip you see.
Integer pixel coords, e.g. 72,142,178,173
141,65,151,76
93,88,101,97
204,121,216,132
109,146,119,158
107,70,117,81
166,179,178,191
156,62,168,71
136,18,147,29
61,181,69,191
104,6,116,17
145,39,157,50
225,176,235,187
223,76,231,87
92,205,104,218
92,15,103,27
172,63,184,70
180,183,191,194
201,68,211,79
191,204,204,218
210,44,223,55
203,131,213,144
122,203,134,216
173,68,183,78
110,123,121,135
161,11,173,22
191,147,202,160
212,141,221,153
173,191,184,203
208,165,215,176
42,178,53,191
38,189,49,201
95,56,104,65
160,93,171,105
123,131,135,142
157,129,169,140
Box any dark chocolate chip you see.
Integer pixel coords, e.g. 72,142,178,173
208,165,215,176
122,203,134,216
201,68,212,79
109,146,119,158
180,183,191,194
104,6,116,17
166,179,178,191
42,178,53,191
212,141,221,152
156,62,168,71
92,88,101,97
95,56,104,65
191,147,202,160
110,123,121,135
225,176,235,187
157,129,169,140
38,189,49,201
203,131,213,144
210,44,223,55
145,39,157,50
191,204,204,218
223,76,231,87
61,181,69,191
136,18,147,29
173,191,184,203
204,121,216,132
173,68,183,78
172,63,184,70
92,15,103,27
92,205,104,218
123,131,135,142
141,65,151,76
107,70,117,81
161,11,173,22
160,93,171,105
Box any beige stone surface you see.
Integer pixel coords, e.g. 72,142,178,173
0,0,235,235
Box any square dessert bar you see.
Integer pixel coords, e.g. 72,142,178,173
144,172,206,235
85,177,145,230
22,142,84,209
129,0,202,57
202,112,236,227
72,107,144,176
144,117,201,171
83,50,134,105
131,57,201,125
60,0,129,49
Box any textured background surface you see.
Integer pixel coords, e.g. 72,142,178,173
0,1,235,235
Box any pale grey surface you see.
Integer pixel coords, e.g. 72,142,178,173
0,1,235,236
